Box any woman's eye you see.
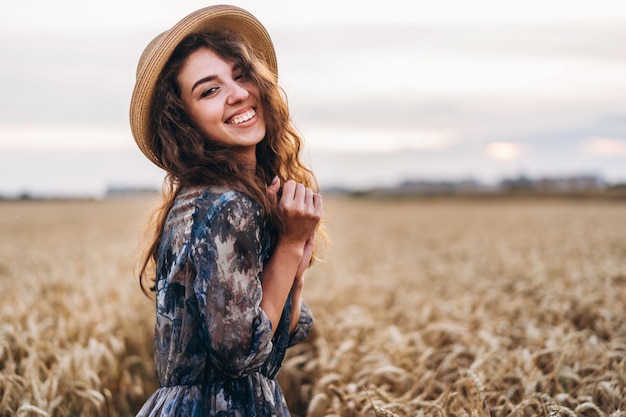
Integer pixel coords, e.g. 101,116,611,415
201,87,219,98
234,72,246,81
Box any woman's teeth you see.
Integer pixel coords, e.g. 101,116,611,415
227,109,255,125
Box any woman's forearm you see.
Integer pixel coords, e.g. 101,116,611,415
262,178,321,337
260,240,303,336
289,280,303,334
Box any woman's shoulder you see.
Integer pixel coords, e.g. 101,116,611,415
178,185,261,219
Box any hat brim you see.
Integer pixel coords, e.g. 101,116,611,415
129,5,277,169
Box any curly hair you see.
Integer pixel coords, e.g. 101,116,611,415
138,32,318,295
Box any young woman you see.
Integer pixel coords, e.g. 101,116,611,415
129,5,322,416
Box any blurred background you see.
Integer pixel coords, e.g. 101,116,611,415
1,0,625,198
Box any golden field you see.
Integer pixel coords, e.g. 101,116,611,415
0,195,624,416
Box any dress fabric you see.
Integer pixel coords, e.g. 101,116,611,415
136,186,313,417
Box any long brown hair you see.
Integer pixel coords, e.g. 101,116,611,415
138,32,318,295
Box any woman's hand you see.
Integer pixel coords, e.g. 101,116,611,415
268,176,322,250
277,179,322,246
295,234,315,283
262,176,321,335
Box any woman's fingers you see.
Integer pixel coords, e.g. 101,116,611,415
305,186,314,206
296,183,306,201
267,176,281,205
277,180,322,244
279,180,311,209
280,180,296,202
312,192,322,212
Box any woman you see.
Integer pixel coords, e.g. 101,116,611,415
129,5,322,416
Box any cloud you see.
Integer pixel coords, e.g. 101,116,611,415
580,137,626,157
485,142,523,161
0,125,134,151
302,126,456,153
4,0,626,33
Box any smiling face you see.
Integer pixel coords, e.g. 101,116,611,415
177,47,266,164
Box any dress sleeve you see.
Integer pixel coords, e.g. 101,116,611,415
189,193,274,378
288,301,314,347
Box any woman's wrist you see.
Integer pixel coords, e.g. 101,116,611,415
274,237,305,259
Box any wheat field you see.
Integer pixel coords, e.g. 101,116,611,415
0,196,624,416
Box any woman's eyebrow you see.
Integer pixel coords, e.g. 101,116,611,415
191,75,217,93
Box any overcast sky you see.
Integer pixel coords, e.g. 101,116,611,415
1,0,626,193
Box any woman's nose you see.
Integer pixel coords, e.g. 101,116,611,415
226,80,249,105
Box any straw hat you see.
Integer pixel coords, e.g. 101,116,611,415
129,4,277,169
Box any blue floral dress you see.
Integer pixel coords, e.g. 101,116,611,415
136,185,313,417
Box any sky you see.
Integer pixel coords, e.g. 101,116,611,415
1,0,626,195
